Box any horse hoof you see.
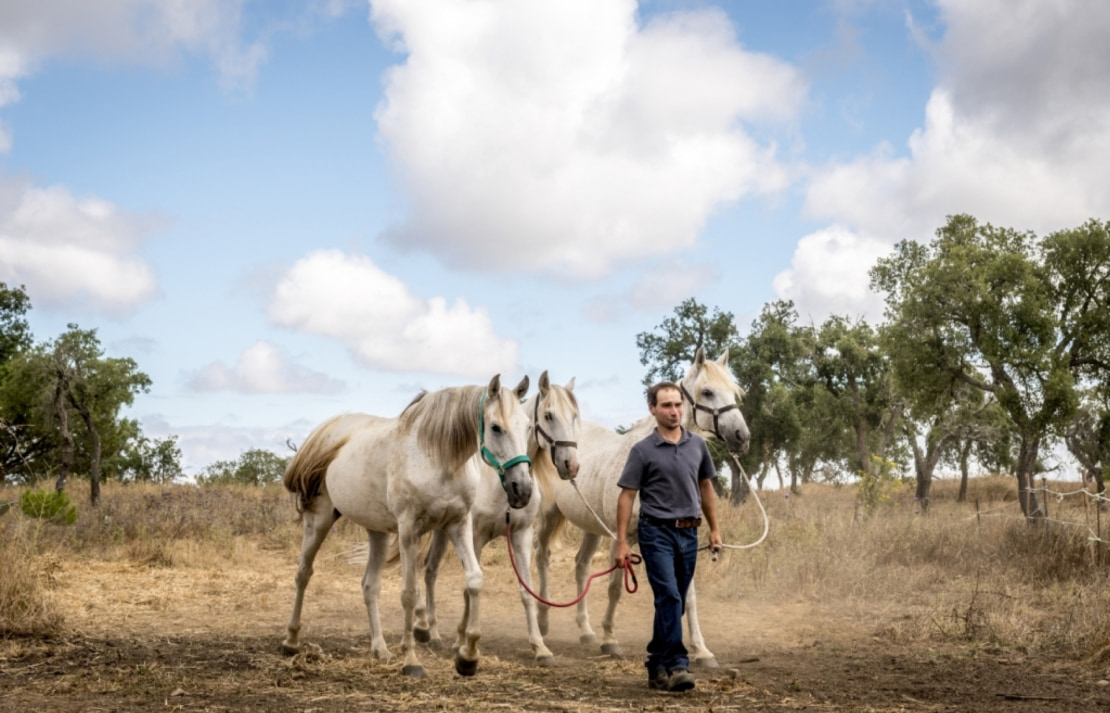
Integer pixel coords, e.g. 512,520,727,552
280,643,300,657
455,655,479,677
600,643,622,657
413,628,431,644
536,656,556,667
692,656,720,670
401,665,426,678
579,634,599,645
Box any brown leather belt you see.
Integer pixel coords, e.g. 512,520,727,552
641,514,702,529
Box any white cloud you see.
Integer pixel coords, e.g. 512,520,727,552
0,180,161,315
186,340,345,394
370,0,805,278
796,0,1110,319
582,262,718,323
268,249,519,377
0,0,266,91
141,413,307,475
772,225,889,323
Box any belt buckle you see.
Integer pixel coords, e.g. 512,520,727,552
675,518,701,529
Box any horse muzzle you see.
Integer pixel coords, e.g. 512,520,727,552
503,465,534,509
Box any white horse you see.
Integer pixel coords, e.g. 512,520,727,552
535,348,750,668
413,371,580,665
281,374,532,677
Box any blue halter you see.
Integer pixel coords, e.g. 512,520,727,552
479,392,532,486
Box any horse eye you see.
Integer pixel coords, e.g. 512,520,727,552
491,424,503,435
545,412,554,422
702,388,713,398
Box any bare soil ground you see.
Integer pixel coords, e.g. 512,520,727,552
2,540,1108,713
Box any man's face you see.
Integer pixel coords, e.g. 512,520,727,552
650,387,683,430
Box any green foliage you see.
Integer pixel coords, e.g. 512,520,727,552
20,488,77,525
117,434,184,483
0,282,32,365
197,448,290,487
636,297,738,387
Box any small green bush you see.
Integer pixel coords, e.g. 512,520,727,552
20,489,77,526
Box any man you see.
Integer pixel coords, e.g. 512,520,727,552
614,380,722,693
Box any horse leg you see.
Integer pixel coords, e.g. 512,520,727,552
533,507,563,637
685,579,719,669
415,529,448,648
598,538,624,657
509,523,555,665
396,522,427,677
574,532,601,645
445,515,484,676
282,502,338,655
362,530,394,662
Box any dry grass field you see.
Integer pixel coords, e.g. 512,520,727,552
3,476,1110,712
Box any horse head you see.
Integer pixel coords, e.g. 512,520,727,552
680,346,751,454
532,370,580,481
480,373,534,509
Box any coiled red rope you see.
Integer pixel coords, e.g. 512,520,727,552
504,515,640,607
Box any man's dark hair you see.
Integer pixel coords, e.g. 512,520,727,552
647,381,681,407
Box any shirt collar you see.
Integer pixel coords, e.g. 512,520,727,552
650,426,689,446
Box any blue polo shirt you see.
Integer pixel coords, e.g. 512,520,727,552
618,427,716,521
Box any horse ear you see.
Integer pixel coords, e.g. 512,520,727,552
694,346,706,368
716,348,730,366
513,374,530,401
538,370,550,395
488,374,502,400
565,376,576,392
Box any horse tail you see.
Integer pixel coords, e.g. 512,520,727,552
283,416,351,517
383,532,433,569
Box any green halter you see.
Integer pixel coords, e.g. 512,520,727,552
479,392,532,486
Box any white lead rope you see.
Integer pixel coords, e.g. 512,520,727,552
570,478,618,539
718,452,769,552
569,452,770,559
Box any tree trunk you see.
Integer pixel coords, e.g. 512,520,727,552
1015,435,1044,521
71,398,101,507
729,455,750,506
52,378,74,494
957,440,971,503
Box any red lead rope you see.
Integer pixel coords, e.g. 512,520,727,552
505,516,640,608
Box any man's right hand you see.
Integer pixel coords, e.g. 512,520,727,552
614,539,632,567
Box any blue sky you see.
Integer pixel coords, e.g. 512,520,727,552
2,0,1108,475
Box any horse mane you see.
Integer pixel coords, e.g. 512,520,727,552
399,384,485,472
282,415,353,517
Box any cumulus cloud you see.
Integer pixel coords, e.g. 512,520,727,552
186,340,345,394
370,0,805,278
583,262,718,323
0,180,161,315
0,0,267,91
268,250,519,377
791,0,1110,320
141,413,308,475
771,226,889,322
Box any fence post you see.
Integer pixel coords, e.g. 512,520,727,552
975,498,981,531
1042,477,1049,520
1098,497,1103,567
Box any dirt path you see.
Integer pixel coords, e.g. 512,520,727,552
2,542,1107,712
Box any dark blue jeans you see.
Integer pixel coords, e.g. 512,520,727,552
637,518,698,675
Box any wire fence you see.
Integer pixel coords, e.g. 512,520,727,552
965,477,1110,564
